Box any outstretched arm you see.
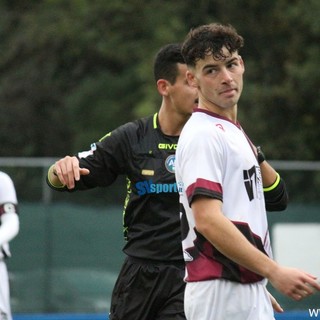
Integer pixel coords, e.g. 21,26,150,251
192,197,320,300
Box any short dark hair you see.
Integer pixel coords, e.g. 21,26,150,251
182,23,244,67
153,43,185,84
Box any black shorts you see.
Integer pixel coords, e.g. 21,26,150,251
109,256,186,320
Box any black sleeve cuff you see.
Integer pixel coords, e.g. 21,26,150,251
264,177,289,212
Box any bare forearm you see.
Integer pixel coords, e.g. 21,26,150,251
260,161,278,187
192,197,320,300
194,201,277,278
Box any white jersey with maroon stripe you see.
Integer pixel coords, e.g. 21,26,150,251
175,109,272,283
0,172,18,260
0,171,19,320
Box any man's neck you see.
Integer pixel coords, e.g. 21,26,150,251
198,103,238,123
157,106,190,136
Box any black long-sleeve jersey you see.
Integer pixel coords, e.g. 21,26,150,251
48,113,183,262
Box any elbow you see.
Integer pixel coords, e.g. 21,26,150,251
264,178,289,212
265,191,289,211
194,218,215,239
195,223,209,237
266,200,288,212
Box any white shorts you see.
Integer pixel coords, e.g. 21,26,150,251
184,279,274,320
0,260,12,320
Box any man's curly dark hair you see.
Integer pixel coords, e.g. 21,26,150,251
181,23,244,67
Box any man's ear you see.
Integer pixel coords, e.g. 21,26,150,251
186,70,198,88
156,79,169,96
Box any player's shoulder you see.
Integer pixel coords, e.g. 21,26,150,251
125,114,153,133
192,111,234,134
98,114,154,144
0,171,13,184
182,112,217,136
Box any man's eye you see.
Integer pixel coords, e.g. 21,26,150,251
228,62,238,68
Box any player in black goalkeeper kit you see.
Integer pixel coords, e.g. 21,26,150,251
47,43,198,320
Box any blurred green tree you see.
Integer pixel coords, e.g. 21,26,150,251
0,0,319,160
0,0,188,155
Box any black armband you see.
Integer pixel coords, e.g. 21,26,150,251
0,203,18,216
264,174,289,211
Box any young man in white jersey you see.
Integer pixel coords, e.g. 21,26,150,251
0,172,19,320
175,23,320,320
